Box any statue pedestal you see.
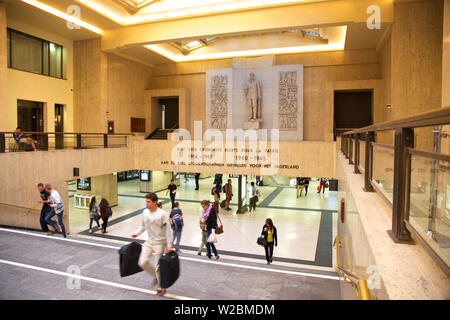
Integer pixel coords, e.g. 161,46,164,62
243,119,262,130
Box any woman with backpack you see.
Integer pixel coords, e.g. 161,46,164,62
261,218,277,264
88,196,101,233
99,198,112,234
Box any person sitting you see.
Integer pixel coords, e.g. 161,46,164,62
12,127,36,151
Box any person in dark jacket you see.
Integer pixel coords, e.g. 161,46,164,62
261,218,277,264
99,198,112,233
201,200,220,260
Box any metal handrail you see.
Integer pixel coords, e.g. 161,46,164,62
340,106,450,275
0,201,40,213
0,131,135,136
333,235,372,300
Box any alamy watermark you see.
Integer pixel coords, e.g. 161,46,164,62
66,265,81,290
367,5,381,30
170,121,280,175
66,5,81,30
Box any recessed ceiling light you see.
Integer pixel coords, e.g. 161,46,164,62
21,0,104,34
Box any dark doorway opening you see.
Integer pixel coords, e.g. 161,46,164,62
55,104,64,149
17,99,44,146
333,90,373,141
158,98,179,130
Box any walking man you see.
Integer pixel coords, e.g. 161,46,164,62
166,179,177,209
37,183,52,235
248,181,260,212
132,193,173,297
224,179,233,211
195,173,200,190
45,184,66,238
169,202,184,252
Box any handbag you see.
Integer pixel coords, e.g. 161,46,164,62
257,235,267,246
215,214,224,234
207,232,217,243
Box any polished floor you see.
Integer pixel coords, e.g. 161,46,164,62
68,175,338,270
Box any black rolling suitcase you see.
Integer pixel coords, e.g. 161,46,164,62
159,251,180,289
118,242,143,277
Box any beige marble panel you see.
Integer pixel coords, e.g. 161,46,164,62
134,138,336,178
74,38,107,133
391,0,443,120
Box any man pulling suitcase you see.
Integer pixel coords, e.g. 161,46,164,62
132,192,174,297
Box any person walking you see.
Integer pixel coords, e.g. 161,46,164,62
37,183,52,235
169,202,184,252
224,179,233,211
45,184,66,238
88,196,101,233
195,173,200,190
197,201,211,256
303,177,310,196
317,177,327,194
248,181,260,212
213,181,221,211
166,179,177,208
296,177,305,198
132,192,172,297
99,198,112,233
202,200,220,260
261,218,277,264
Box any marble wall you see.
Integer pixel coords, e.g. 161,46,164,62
74,38,153,134
151,49,382,142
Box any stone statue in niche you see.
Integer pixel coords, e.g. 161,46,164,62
244,73,261,120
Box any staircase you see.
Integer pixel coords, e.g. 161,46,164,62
146,128,176,140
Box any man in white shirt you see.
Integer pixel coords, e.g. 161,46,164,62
248,181,260,212
132,192,173,296
44,184,66,238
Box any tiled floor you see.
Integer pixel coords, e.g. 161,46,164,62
68,176,338,270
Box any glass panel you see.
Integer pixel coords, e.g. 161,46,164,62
49,42,62,78
409,155,450,269
62,46,67,79
359,140,366,172
11,30,42,74
372,144,394,202
42,41,49,76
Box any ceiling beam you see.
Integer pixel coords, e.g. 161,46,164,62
101,0,394,51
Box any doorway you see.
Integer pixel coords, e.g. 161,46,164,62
333,90,373,140
55,104,64,149
158,98,179,130
17,99,44,146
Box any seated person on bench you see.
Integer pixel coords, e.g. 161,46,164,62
13,127,36,151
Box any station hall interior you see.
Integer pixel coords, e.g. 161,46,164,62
0,0,449,301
